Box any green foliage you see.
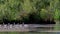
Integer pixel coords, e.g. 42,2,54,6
50,0,60,20
0,0,60,23
40,9,48,19
21,0,33,13
54,9,59,20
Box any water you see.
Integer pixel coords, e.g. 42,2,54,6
0,24,59,34
0,24,55,32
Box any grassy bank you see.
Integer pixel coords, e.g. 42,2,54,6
0,32,56,34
